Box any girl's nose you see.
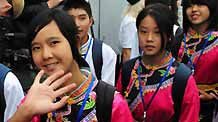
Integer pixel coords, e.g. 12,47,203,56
191,4,199,11
42,48,53,60
147,32,153,42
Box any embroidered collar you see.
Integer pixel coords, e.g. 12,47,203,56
47,67,98,122
67,67,98,105
187,28,211,39
140,52,173,71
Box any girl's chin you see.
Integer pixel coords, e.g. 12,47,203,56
44,69,60,76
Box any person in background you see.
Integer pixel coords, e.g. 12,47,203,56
117,3,200,122
0,0,25,121
63,0,117,86
178,0,218,121
9,8,133,122
145,0,181,35
119,0,145,63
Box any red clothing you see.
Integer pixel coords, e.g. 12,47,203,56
117,57,200,122
178,30,218,121
178,30,218,95
112,93,133,122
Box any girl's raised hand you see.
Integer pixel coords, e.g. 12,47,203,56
9,70,76,122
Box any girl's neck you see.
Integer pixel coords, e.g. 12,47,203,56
64,61,86,88
191,21,209,34
61,63,94,104
142,51,170,67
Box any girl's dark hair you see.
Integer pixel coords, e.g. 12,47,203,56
28,8,88,68
145,0,179,25
63,0,92,18
182,0,218,33
136,3,175,51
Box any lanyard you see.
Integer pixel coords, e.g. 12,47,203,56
83,37,93,60
138,58,174,120
197,31,212,62
183,31,212,72
76,76,95,122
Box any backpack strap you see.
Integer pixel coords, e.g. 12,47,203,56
0,64,11,122
175,26,183,41
92,39,103,80
96,81,115,122
115,54,122,85
121,57,139,96
172,63,192,122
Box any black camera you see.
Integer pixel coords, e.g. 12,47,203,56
0,16,36,92
0,16,31,69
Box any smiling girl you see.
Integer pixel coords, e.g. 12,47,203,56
178,0,218,121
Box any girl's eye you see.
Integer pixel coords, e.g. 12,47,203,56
50,40,59,46
155,31,160,34
32,46,40,51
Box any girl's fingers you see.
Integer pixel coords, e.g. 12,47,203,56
209,93,218,100
52,96,69,110
199,90,214,100
54,83,77,98
44,70,65,85
33,70,44,85
50,72,72,90
199,90,204,94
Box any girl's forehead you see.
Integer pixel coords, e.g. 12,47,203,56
32,22,61,42
39,21,60,34
188,0,208,5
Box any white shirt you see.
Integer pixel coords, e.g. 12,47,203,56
80,34,117,86
4,72,24,122
173,24,180,35
119,15,140,59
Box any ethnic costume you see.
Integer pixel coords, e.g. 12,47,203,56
178,28,218,121
25,67,133,122
117,53,199,122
